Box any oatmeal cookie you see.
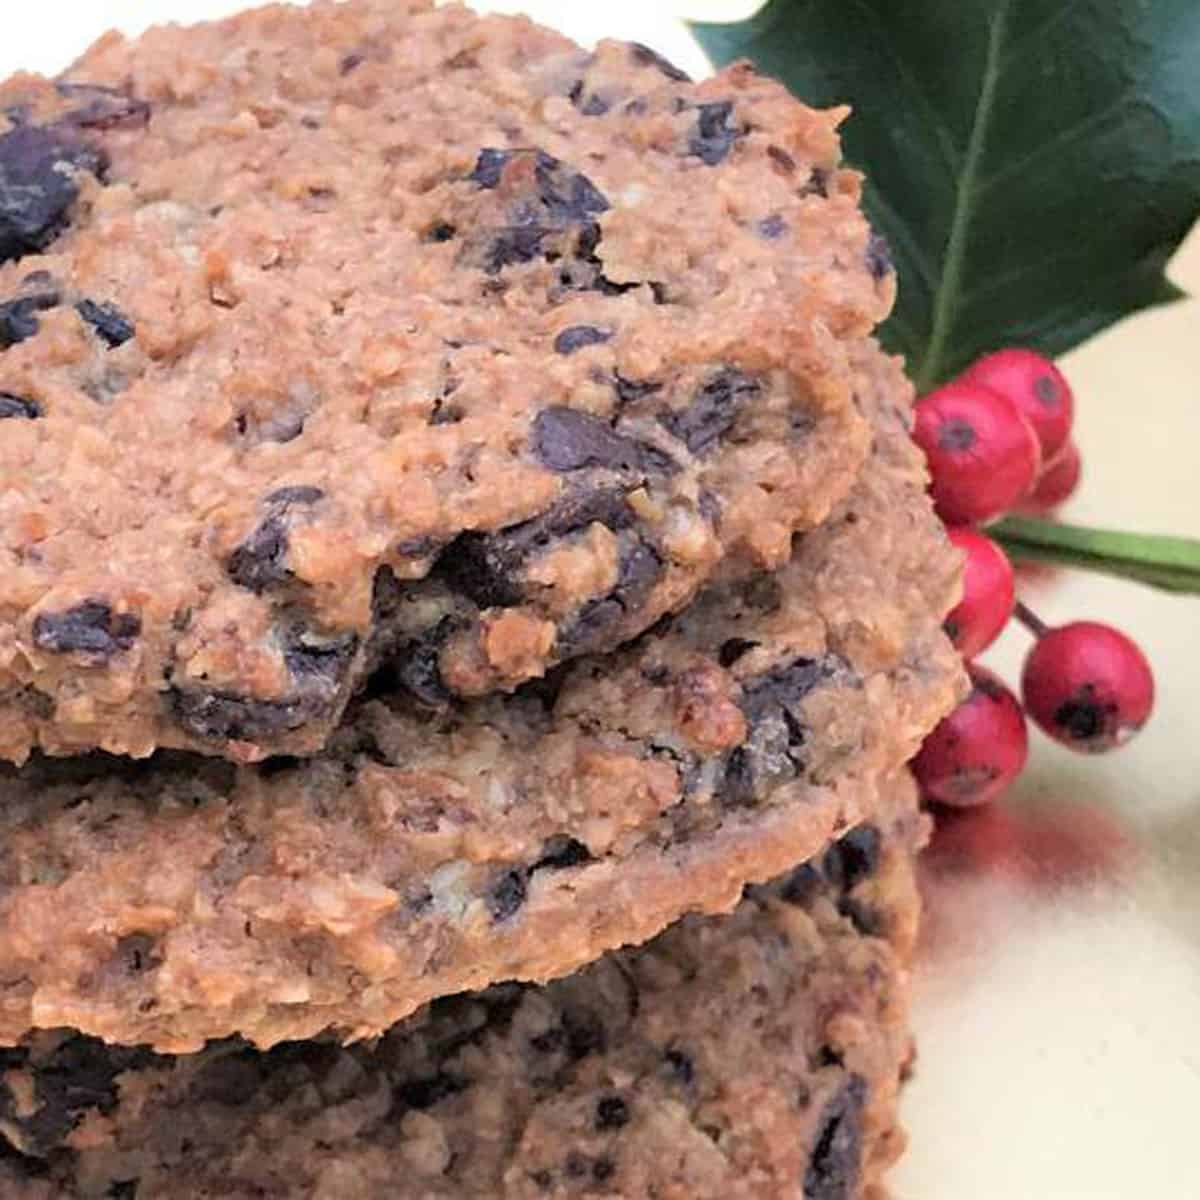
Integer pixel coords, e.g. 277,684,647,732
0,0,893,764
0,771,927,1200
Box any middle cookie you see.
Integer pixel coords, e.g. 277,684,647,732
0,341,963,1051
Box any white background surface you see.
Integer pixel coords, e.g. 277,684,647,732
3,4,1198,1197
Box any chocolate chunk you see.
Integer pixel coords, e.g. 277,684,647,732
425,221,456,243
397,1072,467,1110
568,80,611,117
266,484,325,506
0,124,105,265
689,101,740,166
663,1047,694,1084
283,629,357,684
0,392,42,419
227,487,324,592
471,148,610,222
56,81,151,131
32,599,140,661
172,627,352,742
76,298,134,348
718,637,758,668
469,148,610,275
722,656,838,806
777,862,822,907
865,233,893,280
438,486,635,610
469,147,510,189
534,407,673,474
482,225,550,272
759,213,788,239
0,288,60,348
533,152,611,223
391,619,454,709
821,825,882,892
612,373,662,407
172,688,325,742
836,896,885,937
487,869,528,921
559,540,663,657
595,1095,630,1130
534,836,592,871
803,1076,866,1200
629,42,691,82
803,167,831,198
660,368,760,456
553,324,612,355
592,1158,616,1183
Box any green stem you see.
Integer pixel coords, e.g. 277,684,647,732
991,515,1200,595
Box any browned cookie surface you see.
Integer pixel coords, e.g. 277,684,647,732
0,0,892,764
0,339,962,1051
0,772,926,1200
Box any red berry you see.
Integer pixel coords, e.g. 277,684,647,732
943,528,1014,658
912,664,1029,807
962,348,1074,460
1020,621,1154,752
1021,440,1082,512
912,381,1041,525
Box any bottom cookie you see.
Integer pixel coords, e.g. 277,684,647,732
0,772,926,1199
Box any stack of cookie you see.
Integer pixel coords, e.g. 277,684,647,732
0,2,964,1195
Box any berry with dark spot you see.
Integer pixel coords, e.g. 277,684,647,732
963,348,1074,460
1021,439,1082,512
943,528,1014,658
1020,620,1154,753
913,664,1029,807
912,380,1041,524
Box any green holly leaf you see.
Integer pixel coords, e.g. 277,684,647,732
693,0,1200,390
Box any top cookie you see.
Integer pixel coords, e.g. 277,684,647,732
0,0,892,764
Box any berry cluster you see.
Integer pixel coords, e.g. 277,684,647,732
910,350,1155,810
